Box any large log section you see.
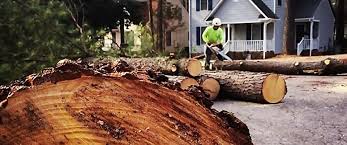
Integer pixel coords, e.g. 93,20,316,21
213,58,347,75
119,58,202,77
204,71,287,104
0,60,252,145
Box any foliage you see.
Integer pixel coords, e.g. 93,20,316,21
0,0,108,84
124,24,157,57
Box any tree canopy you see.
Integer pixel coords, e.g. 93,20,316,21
0,0,148,84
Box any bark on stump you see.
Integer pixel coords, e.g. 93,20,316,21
0,60,252,145
213,58,347,75
204,71,287,104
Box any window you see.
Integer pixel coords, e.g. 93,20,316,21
196,26,207,45
166,31,172,46
201,27,207,44
277,0,282,6
196,0,213,11
196,27,201,45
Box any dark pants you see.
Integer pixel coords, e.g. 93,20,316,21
205,44,224,68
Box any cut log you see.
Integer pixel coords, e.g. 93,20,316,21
0,60,252,145
213,58,347,75
115,58,202,77
204,71,287,104
195,76,221,101
166,76,199,90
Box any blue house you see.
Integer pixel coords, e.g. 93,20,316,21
190,0,335,58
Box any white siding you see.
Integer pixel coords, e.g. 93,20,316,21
313,0,335,51
213,0,262,23
191,0,221,53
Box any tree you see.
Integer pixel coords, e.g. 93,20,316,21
157,0,164,51
282,0,295,55
147,0,156,49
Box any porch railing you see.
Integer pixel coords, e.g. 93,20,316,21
223,40,274,52
297,38,319,56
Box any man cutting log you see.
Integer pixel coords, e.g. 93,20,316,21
202,18,231,70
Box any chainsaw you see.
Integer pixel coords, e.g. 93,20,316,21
206,44,232,61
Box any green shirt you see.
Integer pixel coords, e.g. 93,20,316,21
202,26,224,44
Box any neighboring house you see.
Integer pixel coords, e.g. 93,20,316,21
191,0,335,57
160,0,189,52
109,0,189,53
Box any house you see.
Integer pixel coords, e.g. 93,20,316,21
190,0,335,58
107,0,189,53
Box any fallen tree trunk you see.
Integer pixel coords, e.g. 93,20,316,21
204,71,287,104
117,58,202,77
213,58,347,75
0,60,252,145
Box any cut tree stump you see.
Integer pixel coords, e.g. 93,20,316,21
204,71,287,104
0,59,252,145
213,58,347,75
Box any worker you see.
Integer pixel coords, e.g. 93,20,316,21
202,18,225,70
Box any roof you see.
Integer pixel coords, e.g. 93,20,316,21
250,0,278,19
205,0,278,21
294,0,323,18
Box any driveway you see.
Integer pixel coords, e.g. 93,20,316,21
213,75,347,145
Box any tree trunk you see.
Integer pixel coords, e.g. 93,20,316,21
282,0,295,55
147,0,156,50
204,71,287,104
118,58,202,77
214,58,347,75
0,59,252,145
336,0,345,53
157,0,164,51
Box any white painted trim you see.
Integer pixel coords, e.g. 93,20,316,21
219,20,266,24
310,21,314,56
274,0,276,13
204,0,225,21
228,24,231,52
248,0,269,19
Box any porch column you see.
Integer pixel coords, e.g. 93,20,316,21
263,22,269,59
310,20,314,56
232,25,235,51
227,24,231,52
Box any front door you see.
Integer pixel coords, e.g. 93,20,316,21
296,23,308,44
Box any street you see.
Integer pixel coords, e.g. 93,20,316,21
213,75,347,145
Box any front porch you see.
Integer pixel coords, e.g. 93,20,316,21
295,19,320,56
222,22,275,59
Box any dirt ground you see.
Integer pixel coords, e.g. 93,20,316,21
213,75,347,145
265,54,347,62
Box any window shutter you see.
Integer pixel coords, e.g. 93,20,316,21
196,27,201,45
196,0,200,11
208,0,213,10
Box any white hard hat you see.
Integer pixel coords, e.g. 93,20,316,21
212,18,222,26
